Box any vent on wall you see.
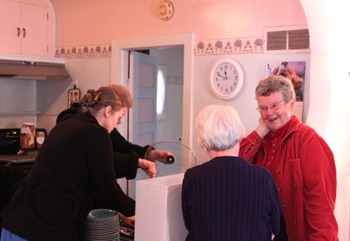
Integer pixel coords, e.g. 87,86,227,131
264,27,310,53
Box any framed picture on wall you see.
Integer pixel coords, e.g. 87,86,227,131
266,61,306,122
267,61,306,102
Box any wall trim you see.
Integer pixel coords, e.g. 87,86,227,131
56,36,264,59
55,44,112,58
194,36,264,55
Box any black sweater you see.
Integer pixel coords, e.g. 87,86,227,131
182,157,280,241
57,104,150,180
0,113,135,241
109,128,149,179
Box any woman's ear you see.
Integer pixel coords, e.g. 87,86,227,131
104,105,112,117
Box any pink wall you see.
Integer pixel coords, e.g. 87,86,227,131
51,0,307,46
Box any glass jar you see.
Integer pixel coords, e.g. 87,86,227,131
20,122,36,150
35,131,45,149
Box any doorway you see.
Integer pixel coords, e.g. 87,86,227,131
111,33,194,196
111,33,194,149
129,47,184,145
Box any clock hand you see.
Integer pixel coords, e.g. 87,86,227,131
217,73,227,80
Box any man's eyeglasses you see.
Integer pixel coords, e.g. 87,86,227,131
256,101,285,112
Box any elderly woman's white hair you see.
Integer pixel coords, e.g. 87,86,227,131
195,105,245,151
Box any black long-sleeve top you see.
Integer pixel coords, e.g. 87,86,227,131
56,104,149,180
110,128,149,179
182,156,280,241
0,113,135,241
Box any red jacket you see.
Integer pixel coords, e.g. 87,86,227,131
239,115,338,241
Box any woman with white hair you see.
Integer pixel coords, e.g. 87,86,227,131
181,104,280,241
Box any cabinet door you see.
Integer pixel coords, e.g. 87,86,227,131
0,0,21,54
20,3,48,56
0,0,49,56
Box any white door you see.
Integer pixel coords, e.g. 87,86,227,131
129,51,158,146
128,51,158,198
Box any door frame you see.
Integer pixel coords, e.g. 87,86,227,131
111,33,194,149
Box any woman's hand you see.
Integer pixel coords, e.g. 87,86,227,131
118,212,134,227
147,150,174,164
255,118,270,138
138,158,157,178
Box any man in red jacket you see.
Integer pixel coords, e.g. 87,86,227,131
239,75,338,241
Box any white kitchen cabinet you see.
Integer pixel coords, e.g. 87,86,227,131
0,0,49,56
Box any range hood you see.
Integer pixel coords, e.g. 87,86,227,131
0,57,70,80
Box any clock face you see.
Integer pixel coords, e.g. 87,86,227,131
209,58,244,99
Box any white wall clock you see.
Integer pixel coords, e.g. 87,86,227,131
209,58,244,100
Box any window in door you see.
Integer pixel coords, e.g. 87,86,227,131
157,65,167,120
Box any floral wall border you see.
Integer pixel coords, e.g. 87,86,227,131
55,36,264,59
194,36,264,55
55,44,112,58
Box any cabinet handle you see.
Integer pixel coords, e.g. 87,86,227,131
22,28,26,38
17,27,21,37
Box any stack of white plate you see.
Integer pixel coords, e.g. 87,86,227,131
85,209,120,241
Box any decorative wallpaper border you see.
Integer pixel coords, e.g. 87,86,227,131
55,36,264,59
55,44,112,58
194,36,264,55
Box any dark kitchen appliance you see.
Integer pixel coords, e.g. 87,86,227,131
0,128,47,154
0,128,21,155
0,128,47,211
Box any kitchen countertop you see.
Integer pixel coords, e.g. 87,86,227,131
0,151,38,166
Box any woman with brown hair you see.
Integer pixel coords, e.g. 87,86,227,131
1,85,135,241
